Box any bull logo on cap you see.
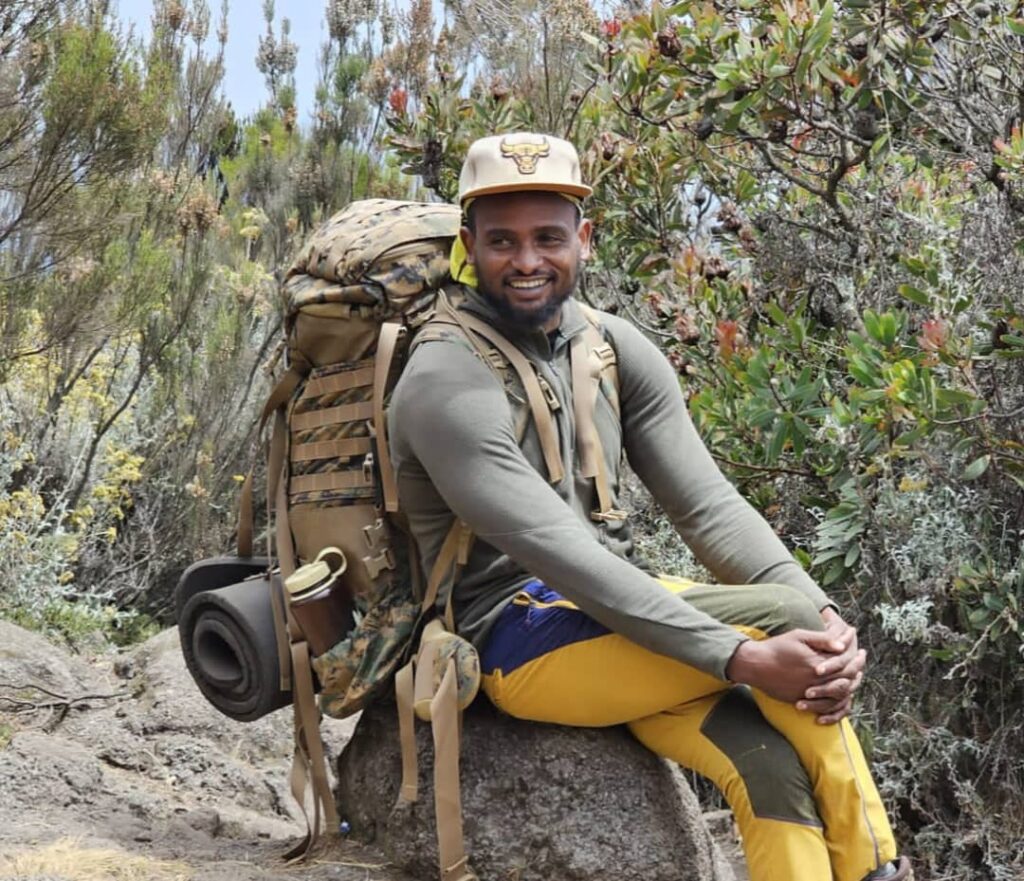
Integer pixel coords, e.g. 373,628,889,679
500,136,550,174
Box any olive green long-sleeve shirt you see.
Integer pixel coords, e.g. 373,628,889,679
388,288,832,680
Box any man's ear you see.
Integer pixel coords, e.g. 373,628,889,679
459,226,475,264
577,218,594,261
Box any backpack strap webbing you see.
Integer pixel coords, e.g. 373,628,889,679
263,391,341,861
395,516,478,881
578,303,620,419
433,293,565,485
236,364,307,559
374,321,407,514
431,655,476,881
570,309,625,523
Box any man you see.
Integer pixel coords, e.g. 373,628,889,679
389,132,911,881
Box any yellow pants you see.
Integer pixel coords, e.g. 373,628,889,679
479,577,897,881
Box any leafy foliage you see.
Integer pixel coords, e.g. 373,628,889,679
3,1,1024,878
387,2,1024,877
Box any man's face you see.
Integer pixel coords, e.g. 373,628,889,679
460,191,592,332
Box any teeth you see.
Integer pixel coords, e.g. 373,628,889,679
509,278,548,290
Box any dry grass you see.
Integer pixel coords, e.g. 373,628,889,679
0,838,191,881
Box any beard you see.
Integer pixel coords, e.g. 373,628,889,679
475,263,581,330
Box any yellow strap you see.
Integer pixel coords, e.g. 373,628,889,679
395,660,419,803
431,660,477,881
374,322,406,513
298,363,375,400
288,469,375,495
289,436,373,463
436,296,565,485
290,400,375,431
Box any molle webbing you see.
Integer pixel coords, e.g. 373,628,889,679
289,361,377,508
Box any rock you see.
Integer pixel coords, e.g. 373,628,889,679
0,619,107,697
0,620,400,881
336,698,735,881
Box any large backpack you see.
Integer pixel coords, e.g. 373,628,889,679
239,199,620,880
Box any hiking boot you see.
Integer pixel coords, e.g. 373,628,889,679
863,855,913,880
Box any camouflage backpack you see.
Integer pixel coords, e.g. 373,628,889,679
239,198,619,881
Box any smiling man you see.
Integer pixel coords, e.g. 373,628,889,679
388,132,911,881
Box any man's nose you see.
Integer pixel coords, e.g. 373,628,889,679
510,242,544,274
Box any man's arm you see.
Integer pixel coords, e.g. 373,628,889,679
607,316,868,720
391,339,750,680
607,314,835,612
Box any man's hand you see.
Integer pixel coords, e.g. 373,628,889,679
796,608,866,725
724,610,867,725
725,630,839,704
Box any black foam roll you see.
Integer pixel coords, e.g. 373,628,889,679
176,559,291,722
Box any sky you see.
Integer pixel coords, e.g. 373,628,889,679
117,1,343,121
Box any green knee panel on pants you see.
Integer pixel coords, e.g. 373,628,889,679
700,687,823,827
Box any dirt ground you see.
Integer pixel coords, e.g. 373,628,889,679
0,621,748,881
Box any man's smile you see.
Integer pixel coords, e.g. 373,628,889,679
507,276,553,291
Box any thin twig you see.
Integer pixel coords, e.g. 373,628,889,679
710,453,817,479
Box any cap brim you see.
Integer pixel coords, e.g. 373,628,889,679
460,181,593,204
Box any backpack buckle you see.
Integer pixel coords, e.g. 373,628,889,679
409,307,436,329
537,375,561,411
591,508,628,523
593,342,616,369
362,548,396,579
483,348,505,371
363,518,389,550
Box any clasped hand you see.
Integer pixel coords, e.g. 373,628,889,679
725,607,866,725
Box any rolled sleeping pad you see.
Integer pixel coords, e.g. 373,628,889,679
175,557,293,722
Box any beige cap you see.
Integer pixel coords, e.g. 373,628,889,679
458,132,592,204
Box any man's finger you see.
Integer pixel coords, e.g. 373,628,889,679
815,649,867,682
803,677,854,703
801,628,854,655
813,644,861,678
816,696,854,725
797,696,845,714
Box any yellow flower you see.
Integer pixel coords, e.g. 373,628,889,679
898,475,929,493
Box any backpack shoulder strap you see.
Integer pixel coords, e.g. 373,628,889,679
577,303,620,418
373,321,407,514
571,305,625,524
428,292,565,485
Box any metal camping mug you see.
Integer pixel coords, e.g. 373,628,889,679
283,547,353,657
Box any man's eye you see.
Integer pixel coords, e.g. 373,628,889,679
538,234,566,245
